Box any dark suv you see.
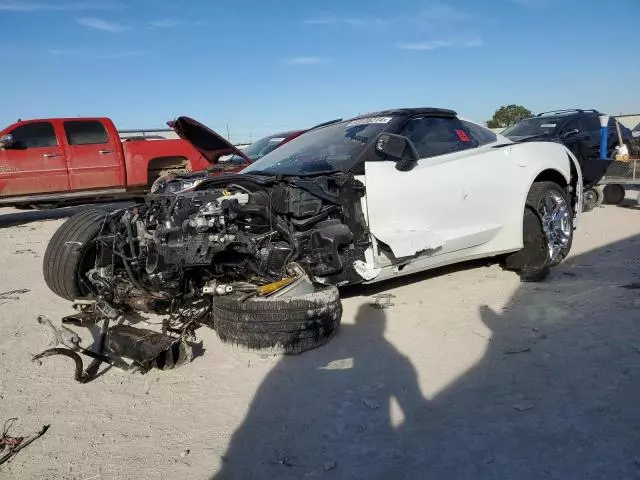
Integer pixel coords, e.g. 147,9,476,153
502,109,637,187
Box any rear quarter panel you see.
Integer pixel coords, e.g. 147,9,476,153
454,140,577,257
509,141,573,193
508,140,581,240
121,139,209,186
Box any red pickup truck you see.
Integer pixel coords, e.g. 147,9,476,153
0,117,249,207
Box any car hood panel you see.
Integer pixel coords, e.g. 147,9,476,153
169,116,251,165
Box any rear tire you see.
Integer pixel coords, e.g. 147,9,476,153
211,286,342,355
43,209,107,301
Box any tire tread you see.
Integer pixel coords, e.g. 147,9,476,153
43,209,107,301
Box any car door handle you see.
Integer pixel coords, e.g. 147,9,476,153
42,153,61,158
99,149,114,155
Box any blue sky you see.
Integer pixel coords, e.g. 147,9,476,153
1,0,639,141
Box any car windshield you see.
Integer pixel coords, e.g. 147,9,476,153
242,119,390,176
225,134,290,164
502,117,562,138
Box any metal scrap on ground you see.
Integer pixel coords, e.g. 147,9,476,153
369,293,396,309
0,419,50,466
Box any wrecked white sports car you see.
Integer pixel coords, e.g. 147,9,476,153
41,109,582,370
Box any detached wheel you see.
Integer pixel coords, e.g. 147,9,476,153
43,209,107,301
211,286,342,355
503,181,573,281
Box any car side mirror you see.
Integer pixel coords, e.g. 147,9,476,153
561,129,579,139
375,133,419,171
0,134,14,148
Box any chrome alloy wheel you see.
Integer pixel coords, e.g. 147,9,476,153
538,190,571,264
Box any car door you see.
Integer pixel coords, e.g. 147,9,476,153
0,121,69,197
363,116,522,262
63,120,122,190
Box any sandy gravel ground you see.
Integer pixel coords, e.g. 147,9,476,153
0,198,639,480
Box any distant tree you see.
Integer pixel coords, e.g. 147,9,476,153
486,104,533,128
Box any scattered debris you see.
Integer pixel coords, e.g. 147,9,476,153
80,475,101,480
561,272,577,278
14,249,37,255
620,283,640,290
503,346,532,355
0,419,22,453
0,419,50,466
180,449,191,458
33,311,193,383
0,289,29,303
369,293,396,309
472,331,491,340
362,398,381,410
513,402,535,412
323,461,337,471
270,456,300,467
319,358,354,370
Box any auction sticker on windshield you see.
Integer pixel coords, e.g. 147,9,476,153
541,124,557,128
347,117,392,127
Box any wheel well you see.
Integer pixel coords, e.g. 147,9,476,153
533,169,568,189
147,156,191,186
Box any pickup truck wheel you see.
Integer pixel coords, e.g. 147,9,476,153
503,182,573,281
211,286,342,355
43,209,107,301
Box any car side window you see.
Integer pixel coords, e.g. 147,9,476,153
398,117,476,159
562,118,582,134
583,115,601,132
460,120,497,146
64,121,109,145
9,122,57,148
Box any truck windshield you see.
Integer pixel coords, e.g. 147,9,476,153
502,117,562,138
241,119,390,176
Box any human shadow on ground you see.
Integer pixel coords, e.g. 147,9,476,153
0,200,134,228
214,305,427,479
212,234,640,479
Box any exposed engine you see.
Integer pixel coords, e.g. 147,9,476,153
85,173,368,314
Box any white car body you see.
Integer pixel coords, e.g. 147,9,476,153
350,119,583,284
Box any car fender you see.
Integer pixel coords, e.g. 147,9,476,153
510,142,583,245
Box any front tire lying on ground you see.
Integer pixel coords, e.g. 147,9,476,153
211,286,342,355
43,209,107,301
503,181,574,282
